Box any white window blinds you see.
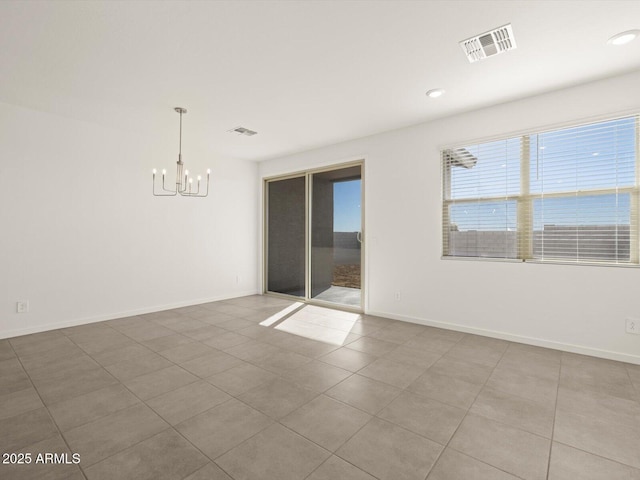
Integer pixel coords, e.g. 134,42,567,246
442,115,639,265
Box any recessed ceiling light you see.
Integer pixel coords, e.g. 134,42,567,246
426,88,445,98
607,30,640,46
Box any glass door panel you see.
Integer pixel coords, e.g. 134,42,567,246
266,176,306,297
310,166,362,307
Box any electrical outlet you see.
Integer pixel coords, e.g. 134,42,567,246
626,318,640,335
16,301,29,313
394,292,401,301
236,275,241,284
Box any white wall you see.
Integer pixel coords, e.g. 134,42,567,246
259,70,640,364
0,102,259,339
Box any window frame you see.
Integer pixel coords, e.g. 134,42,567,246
441,114,640,266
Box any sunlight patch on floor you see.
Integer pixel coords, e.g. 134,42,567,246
259,302,305,327
274,308,359,346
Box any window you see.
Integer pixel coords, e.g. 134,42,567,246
442,115,639,265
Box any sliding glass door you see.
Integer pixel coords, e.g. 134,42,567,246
265,163,363,309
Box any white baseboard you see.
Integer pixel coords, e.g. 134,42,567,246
367,309,640,366
1,289,259,340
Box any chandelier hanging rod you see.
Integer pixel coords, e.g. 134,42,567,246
152,107,210,197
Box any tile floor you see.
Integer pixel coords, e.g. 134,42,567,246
1,295,639,480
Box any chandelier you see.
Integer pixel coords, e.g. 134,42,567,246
152,107,210,197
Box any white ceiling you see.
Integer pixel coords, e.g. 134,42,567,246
1,1,639,161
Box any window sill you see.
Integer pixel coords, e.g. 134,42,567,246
441,256,522,263
441,255,640,268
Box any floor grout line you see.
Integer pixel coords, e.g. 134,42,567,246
544,352,564,480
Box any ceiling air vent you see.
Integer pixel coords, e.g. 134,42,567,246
228,126,258,136
460,24,516,63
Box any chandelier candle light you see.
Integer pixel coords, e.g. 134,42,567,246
152,107,210,197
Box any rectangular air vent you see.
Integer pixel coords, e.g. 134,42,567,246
460,24,516,63
228,126,258,136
